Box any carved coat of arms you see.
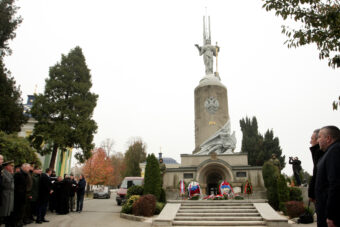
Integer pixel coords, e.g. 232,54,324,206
204,96,219,114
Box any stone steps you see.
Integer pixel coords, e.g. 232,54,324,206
180,206,255,209
174,226,266,227
172,226,267,227
172,220,266,226
177,202,254,206
175,217,263,221
176,213,260,217
177,209,258,213
172,200,266,227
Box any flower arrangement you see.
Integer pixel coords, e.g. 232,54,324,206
244,180,253,195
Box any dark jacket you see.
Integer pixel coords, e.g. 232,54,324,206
14,169,28,205
308,144,324,199
31,173,40,202
70,179,77,197
289,158,301,173
0,165,3,206
315,141,340,226
77,178,86,195
38,173,51,204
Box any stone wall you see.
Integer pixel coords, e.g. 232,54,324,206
181,153,248,166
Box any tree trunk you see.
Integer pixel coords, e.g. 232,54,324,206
49,144,58,170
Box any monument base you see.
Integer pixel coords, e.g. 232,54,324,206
162,152,265,199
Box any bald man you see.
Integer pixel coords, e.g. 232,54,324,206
315,126,340,227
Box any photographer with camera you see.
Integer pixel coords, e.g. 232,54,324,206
289,156,302,186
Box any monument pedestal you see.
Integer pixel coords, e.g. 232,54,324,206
194,75,230,153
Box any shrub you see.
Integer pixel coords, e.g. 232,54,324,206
289,187,303,201
121,203,132,214
132,194,156,217
154,202,165,215
159,188,166,203
277,175,289,207
189,195,199,200
262,162,280,210
262,162,289,212
304,205,314,215
143,154,161,200
285,201,305,218
121,195,140,214
127,185,144,200
234,195,244,200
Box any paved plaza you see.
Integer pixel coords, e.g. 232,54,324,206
26,195,152,227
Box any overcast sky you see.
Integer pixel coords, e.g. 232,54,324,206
5,0,339,176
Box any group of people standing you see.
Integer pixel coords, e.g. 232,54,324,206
307,126,340,227
0,159,87,227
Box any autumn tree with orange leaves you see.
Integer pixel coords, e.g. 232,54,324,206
83,148,114,185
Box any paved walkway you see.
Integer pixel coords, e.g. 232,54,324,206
27,197,151,227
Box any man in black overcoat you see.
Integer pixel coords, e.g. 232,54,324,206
36,168,52,224
308,129,324,202
13,163,30,227
315,126,340,227
0,154,4,207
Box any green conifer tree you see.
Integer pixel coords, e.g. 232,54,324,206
143,153,161,201
240,117,285,168
260,129,286,169
0,61,27,133
0,0,26,133
30,46,98,168
0,0,22,58
240,117,263,166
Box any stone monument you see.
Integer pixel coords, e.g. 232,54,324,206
155,16,265,198
193,15,236,155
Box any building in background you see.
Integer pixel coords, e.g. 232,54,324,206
140,152,179,178
19,94,72,177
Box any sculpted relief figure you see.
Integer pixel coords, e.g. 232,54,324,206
196,120,236,155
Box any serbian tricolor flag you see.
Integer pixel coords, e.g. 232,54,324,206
188,181,200,198
219,180,233,195
179,180,186,196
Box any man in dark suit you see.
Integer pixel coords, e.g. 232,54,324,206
36,168,52,224
315,126,340,227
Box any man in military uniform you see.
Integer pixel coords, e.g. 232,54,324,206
0,160,14,226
